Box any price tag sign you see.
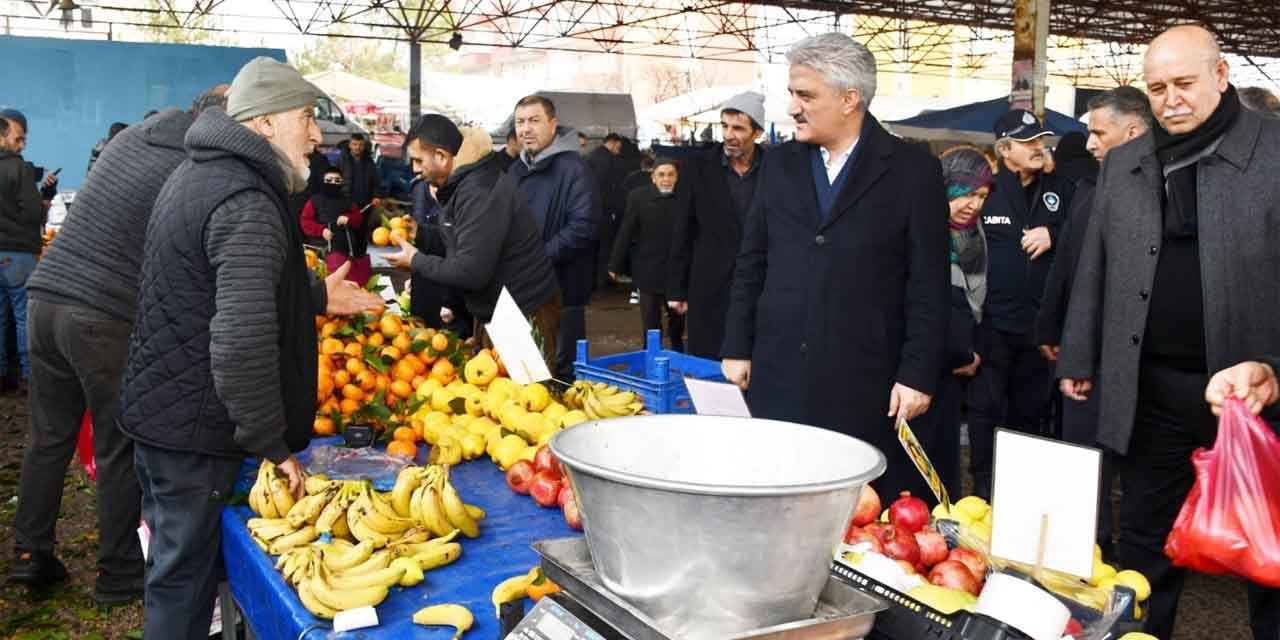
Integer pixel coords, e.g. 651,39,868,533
685,378,751,417
485,288,552,384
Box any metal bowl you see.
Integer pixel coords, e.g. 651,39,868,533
550,415,886,639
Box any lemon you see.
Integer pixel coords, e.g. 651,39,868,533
1089,562,1117,587
431,388,457,414
968,519,992,545
467,416,497,436
1114,570,1151,602
462,433,486,459
494,434,527,469
542,402,569,424
932,503,974,527
415,378,443,400
954,495,991,522
519,383,552,412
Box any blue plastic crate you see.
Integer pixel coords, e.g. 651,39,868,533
573,329,726,414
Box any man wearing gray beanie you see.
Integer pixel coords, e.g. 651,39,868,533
116,56,380,637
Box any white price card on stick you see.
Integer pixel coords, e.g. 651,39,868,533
990,429,1101,579
485,287,552,385
685,378,751,417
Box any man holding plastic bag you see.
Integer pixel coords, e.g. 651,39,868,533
1057,25,1280,640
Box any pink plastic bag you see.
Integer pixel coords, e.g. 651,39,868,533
1165,398,1280,586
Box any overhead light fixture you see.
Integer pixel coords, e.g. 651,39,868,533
448,32,463,51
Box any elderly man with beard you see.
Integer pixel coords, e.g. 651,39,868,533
1059,25,1280,639
667,92,768,359
117,58,381,638
721,34,950,499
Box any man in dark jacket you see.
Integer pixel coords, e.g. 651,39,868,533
508,95,600,380
386,116,560,361
117,58,378,638
339,132,380,208
0,112,47,393
1035,86,1151,555
8,90,230,604
668,91,767,359
609,158,684,352
965,108,1075,498
721,34,950,499
588,133,625,290
1059,26,1279,639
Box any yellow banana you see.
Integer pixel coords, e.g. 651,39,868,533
269,525,317,555
347,508,392,548
320,539,374,572
391,528,431,546
420,486,455,538
324,565,407,591
393,530,461,558
255,480,279,519
248,468,264,515
390,557,424,587
286,490,331,529
391,467,424,517
409,485,427,524
340,549,394,576
297,575,338,619
440,480,480,538
412,604,474,638
583,390,607,421
464,504,486,521
330,508,351,540
304,476,334,496
354,492,415,536
368,489,403,521
250,535,269,552
269,476,296,518
492,573,533,617
309,564,389,612
414,542,462,571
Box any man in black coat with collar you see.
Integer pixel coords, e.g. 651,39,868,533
721,33,950,499
668,92,767,360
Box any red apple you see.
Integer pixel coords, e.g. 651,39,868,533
947,547,988,581
563,498,583,530
534,445,560,476
557,484,574,509
530,471,563,507
870,524,920,565
850,485,882,527
928,560,981,596
888,491,930,533
506,461,535,495
843,527,884,553
914,529,949,567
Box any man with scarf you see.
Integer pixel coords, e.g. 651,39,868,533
300,166,373,285
609,158,684,352
1059,25,1280,639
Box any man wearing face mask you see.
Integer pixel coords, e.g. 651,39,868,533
1059,26,1280,639
965,109,1075,499
609,158,684,352
300,167,373,284
116,57,382,638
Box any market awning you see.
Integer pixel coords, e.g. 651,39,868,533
887,97,1087,144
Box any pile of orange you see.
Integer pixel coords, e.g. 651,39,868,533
371,214,414,247
313,310,464,439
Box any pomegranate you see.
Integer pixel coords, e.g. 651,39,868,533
849,484,882,527
888,491,930,533
914,529,949,567
557,484,574,509
844,527,884,553
505,460,535,495
562,497,583,530
870,524,920,565
533,445,560,476
928,560,981,596
947,547,988,581
529,471,563,508
1063,618,1083,638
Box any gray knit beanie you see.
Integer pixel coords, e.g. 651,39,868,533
226,57,323,122
722,91,766,131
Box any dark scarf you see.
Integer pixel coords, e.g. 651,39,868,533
1152,84,1240,238
310,185,351,226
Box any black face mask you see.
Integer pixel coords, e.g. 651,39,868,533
322,183,343,197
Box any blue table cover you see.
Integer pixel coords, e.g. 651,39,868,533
222,454,581,639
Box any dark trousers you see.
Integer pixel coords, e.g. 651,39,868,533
638,291,685,353
135,442,241,640
1061,387,1117,550
14,298,143,585
1123,359,1279,640
967,322,1053,498
911,373,964,496
556,305,586,382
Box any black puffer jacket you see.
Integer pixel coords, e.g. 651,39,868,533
0,150,43,253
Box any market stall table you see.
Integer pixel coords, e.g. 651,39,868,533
221,456,580,639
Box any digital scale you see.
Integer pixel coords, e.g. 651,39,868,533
504,537,887,640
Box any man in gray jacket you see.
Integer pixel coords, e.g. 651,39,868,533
1058,25,1279,639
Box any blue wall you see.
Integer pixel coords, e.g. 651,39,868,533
0,36,286,190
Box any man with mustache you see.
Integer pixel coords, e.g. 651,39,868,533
1058,25,1280,639
965,108,1075,499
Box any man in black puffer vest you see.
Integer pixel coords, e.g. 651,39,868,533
118,58,380,638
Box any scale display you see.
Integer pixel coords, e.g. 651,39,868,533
508,597,610,640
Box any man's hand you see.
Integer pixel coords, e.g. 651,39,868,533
1206,361,1279,416
371,198,382,209
385,234,418,269
1060,377,1093,402
1039,344,1060,362
952,352,981,377
41,172,58,190
722,359,751,390
1022,226,1052,260
277,456,307,501
608,272,618,282
888,383,932,421
322,228,333,241
324,262,383,316
440,307,455,324
667,300,688,315
336,215,349,227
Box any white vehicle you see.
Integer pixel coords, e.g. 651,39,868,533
314,94,368,149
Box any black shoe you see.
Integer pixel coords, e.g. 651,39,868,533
93,573,144,605
7,551,69,589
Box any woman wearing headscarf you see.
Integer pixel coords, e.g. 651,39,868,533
299,167,373,285
913,146,993,494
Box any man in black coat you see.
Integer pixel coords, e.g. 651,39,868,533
609,158,684,352
667,91,767,359
966,108,1075,498
721,34,950,499
338,132,380,208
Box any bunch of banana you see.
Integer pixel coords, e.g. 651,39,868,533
248,460,297,519
275,546,319,587
390,535,464,572
390,464,440,517
286,485,337,528
246,517,297,551
298,554,406,619
408,466,485,539
574,381,644,420
412,604,474,638
314,480,363,538
347,483,418,547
